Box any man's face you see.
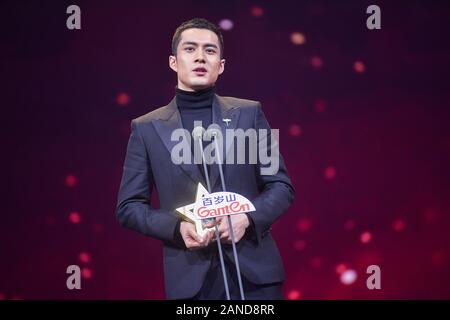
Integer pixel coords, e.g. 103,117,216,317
169,28,225,91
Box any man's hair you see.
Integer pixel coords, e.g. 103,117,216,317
171,18,224,59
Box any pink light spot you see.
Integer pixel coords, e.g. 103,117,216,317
296,218,312,233
314,99,326,113
116,92,130,106
310,257,322,268
65,174,78,187
290,32,306,45
294,240,306,251
68,212,81,224
344,219,356,230
79,252,91,264
219,19,233,31
0,293,5,300
360,231,372,244
335,263,348,275
82,268,93,279
310,56,323,69
250,5,264,17
287,289,302,300
289,124,302,137
354,61,366,73
392,219,406,232
324,166,336,179
340,269,357,285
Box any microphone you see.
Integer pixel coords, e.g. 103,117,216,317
203,126,221,141
192,126,205,141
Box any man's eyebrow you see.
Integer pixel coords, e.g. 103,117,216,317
181,41,219,49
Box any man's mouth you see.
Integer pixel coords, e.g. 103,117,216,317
193,67,207,75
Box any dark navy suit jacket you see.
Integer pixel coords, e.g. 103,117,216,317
116,94,295,299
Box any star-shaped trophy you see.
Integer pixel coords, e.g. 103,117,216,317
175,183,256,237
175,183,216,237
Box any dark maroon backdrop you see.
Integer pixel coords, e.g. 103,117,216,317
2,0,450,299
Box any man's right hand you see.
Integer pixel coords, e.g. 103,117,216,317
180,221,215,250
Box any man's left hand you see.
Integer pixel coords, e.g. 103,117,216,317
215,213,250,244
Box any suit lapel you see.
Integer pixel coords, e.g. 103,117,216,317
152,97,204,185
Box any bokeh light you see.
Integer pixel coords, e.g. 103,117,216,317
310,56,323,69
324,166,336,180
290,32,306,45
79,252,91,264
353,60,366,73
116,92,130,106
82,268,93,279
294,240,306,251
340,269,357,285
296,218,312,233
392,219,406,232
65,174,78,187
360,231,373,244
287,289,302,300
219,19,233,30
68,212,81,224
250,5,264,17
289,124,302,137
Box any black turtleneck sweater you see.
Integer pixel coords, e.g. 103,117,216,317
175,85,215,184
176,85,215,135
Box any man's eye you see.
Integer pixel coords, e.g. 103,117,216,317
206,49,216,54
185,47,194,52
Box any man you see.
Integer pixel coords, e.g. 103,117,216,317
116,18,294,300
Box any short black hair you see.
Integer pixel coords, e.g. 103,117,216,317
172,18,224,59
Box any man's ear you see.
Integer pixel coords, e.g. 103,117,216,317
169,55,177,72
218,59,226,75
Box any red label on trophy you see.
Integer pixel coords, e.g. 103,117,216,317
175,183,256,236
194,191,255,219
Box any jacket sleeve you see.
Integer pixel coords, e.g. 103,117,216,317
247,102,295,244
116,120,184,248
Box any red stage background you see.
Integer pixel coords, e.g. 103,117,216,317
1,0,450,299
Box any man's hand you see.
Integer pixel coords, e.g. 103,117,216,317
180,221,215,250
216,214,250,244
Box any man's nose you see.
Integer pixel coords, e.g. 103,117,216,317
194,50,206,63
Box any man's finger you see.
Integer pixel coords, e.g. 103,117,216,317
218,222,228,234
204,222,213,228
188,229,203,243
203,232,212,246
204,219,218,228
186,240,200,250
211,230,219,242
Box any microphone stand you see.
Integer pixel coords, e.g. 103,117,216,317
211,130,246,300
193,128,231,300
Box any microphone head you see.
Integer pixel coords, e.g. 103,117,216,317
192,126,206,140
204,127,221,140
